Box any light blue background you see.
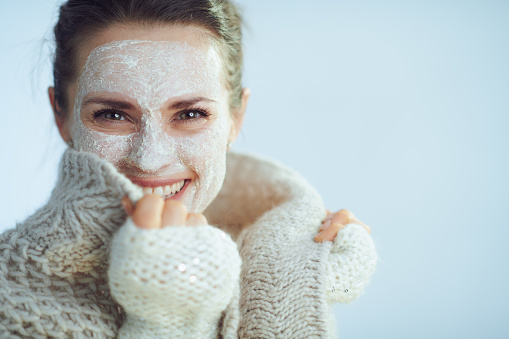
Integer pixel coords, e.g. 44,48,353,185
1,1,508,338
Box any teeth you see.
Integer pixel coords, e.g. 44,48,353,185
171,182,179,193
139,180,186,198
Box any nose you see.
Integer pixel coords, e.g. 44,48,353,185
125,122,178,173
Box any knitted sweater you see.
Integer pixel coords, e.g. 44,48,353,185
0,149,376,338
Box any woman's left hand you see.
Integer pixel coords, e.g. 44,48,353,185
314,209,371,243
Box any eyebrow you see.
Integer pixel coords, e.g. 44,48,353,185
168,97,217,110
82,98,136,110
82,97,217,110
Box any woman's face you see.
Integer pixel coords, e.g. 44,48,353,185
58,25,244,213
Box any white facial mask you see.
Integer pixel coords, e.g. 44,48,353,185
71,40,231,213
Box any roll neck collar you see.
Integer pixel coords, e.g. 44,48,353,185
15,148,143,280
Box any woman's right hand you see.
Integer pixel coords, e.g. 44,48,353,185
122,194,207,229
111,194,241,329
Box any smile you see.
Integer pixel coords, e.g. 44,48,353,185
134,179,187,199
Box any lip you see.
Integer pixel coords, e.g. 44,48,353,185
129,177,188,188
166,179,190,201
129,177,191,201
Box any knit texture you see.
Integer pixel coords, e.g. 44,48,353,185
109,220,240,339
324,224,377,304
205,152,377,338
0,150,239,338
0,150,142,338
0,149,376,338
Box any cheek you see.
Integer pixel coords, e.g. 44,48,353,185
177,116,231,211
71,117,134,166
178,120,230,180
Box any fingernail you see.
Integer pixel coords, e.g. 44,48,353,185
322,215,333,223
320,220,331,231
315,231,324,242
121,196,133,216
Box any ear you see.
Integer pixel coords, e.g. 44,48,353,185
229,88,250,144
48,87,72,143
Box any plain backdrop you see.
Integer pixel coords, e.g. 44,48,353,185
1,1,508,338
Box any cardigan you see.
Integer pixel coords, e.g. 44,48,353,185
0,149,376,338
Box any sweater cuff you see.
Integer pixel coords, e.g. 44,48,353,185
117,314,219,339
325,223,377,304
108,218,241,329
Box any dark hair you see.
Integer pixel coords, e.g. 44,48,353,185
52,0,243,116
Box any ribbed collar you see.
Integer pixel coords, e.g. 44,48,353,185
15,149,142,280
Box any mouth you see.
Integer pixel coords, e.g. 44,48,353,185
131,179,190,200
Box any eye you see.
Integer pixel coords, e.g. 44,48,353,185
177,110,205,120
93,109,128,122
103,111,126,121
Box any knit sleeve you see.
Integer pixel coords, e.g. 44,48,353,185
324,223,377,304
108,219,241,339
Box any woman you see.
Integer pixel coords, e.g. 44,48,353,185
0,0,376,338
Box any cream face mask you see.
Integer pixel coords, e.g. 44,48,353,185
71,40,231,213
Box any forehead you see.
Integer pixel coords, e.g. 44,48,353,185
84,40,220,77
77,40,223,103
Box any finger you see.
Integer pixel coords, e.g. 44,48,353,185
330,209,351,227
348,216,371,234
315,223,345,243
161,200,188,227
132,194,164,229
121,196,134,217
320,219,331,232
186,213,208,226
322,214,334,224
322,208,337,224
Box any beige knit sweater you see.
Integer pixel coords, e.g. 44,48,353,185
0,149,376,338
